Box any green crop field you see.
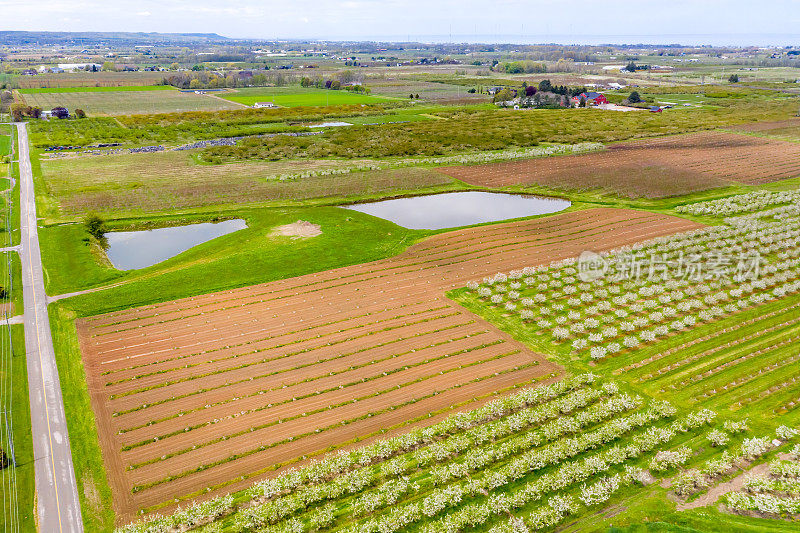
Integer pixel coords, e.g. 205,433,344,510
19,89,242,116
220,87,395,107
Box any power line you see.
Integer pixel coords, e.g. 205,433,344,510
0,122,19,533
7,123,19,533
0,123,10,533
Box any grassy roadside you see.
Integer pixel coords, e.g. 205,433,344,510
0,252,24,320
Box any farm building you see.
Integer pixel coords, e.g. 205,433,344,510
253,102,277,108
571,92,608,106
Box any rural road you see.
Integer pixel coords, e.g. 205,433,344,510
16,122,84,532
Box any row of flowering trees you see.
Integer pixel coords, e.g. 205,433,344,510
327,405,713,533
392,408,717,533
115,495,234,533
676,188,800,217
234,381,635,531
725,438,800,516
115,375,601,532
674,425,799,499
463,201,800,360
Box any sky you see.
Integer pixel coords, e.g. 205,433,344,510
3,0,800,45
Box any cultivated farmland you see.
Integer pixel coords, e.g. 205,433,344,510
75,208,700,517
19,88,242,116
220,87,393,107
39,152,455,217
440,131,800,195
729,118,800,142
15,71,167,88
367,79,488,104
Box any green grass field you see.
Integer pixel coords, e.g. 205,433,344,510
0,136,10,158
41,206,426,305
220,87,395,107
343,112,431,124
647,93,708,106
19,89,242,116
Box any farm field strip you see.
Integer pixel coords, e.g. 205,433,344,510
218,87,393,107
617,299,800,374
122,348,533,475
729,118,800,133
112,331,499,439
103,310,470,400
92,298,443,367
106,312,476,410
118,369,563,514
19,89,243,115
439,131,800,192
99,302,451,382
100,312,476,416
126,366,554,511
77,208,701,514
640,315,800,383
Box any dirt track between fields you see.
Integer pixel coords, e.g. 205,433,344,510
76,207,704,519
439,131,800,193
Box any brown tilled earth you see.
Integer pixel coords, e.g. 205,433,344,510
77,207,704,519
729,118,800,133
439,131,800,194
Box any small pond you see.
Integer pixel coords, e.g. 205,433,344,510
105,219,247,271
342,192,570,230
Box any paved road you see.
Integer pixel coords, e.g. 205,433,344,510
16,123,83,532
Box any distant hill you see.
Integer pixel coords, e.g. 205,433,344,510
0,31,231,45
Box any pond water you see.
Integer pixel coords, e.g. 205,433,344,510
343,192,570,230
105,219,247,271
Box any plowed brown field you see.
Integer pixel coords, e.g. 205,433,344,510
439,131,800,193
77,207,703,517
730,118,800,133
